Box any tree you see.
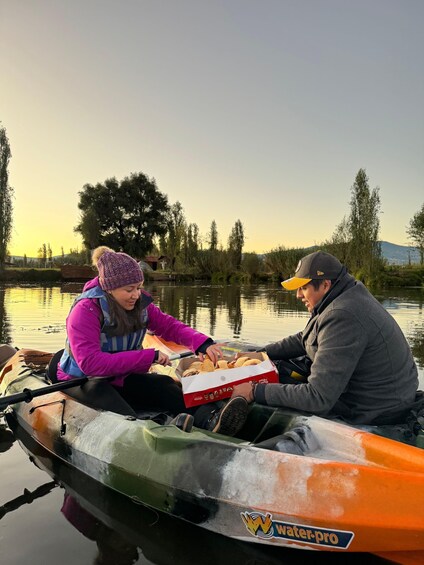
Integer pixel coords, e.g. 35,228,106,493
264,246,304,279
327,216,352,265
327,169,382,277
75,208,101,251
182,222,200,267
407,203,424,265
227,219,245,270
75,172,170,258
38,243,47,267
347,169,381,276
0,124,13,269
208,220,218,251
159,201,187,269
241,252,263,277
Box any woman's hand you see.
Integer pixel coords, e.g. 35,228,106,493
199,344,223,365
156,351,171,366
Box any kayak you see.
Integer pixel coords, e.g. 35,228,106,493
1,342,424,559
10,422,293,565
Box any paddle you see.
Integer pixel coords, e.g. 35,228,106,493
0,351,194,410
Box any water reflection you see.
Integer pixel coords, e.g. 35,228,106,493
0,286,11,344
409,323,424,370
375,289,424,371
147,283,305,341
61,493,139,565
1,282,423,382
0,479,56,521
148,283,424,374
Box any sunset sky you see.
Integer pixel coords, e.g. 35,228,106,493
1,1,423,257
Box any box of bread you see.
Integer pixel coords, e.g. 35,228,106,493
177,352,279,408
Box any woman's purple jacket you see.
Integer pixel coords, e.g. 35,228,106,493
57,276,210,387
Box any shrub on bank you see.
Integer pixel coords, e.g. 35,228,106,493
379,266,424,288
211,271,229,284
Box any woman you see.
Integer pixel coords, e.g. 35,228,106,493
57,246,248,436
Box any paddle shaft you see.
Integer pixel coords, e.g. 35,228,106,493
0,350,194,410
0,377,88,409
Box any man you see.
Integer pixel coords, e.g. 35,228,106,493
232,251,419,425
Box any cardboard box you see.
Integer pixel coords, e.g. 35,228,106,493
177,352,279,408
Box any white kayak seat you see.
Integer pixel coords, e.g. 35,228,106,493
133,409,173,425
254,424,319,455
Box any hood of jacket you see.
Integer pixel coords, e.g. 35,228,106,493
312,268,356,317
83,276,99,292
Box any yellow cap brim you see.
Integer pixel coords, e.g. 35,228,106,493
281,277,312,291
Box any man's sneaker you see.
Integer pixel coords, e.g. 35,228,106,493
207,396,249,436
169,413,194,432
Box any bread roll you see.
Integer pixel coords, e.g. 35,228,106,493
182,368,199,377
242,358,261,366
234,356,249,368
200,359,215,372
216,359,229,370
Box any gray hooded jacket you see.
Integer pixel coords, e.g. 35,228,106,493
255,272,418,424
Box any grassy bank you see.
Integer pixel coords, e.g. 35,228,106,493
0,268,62,282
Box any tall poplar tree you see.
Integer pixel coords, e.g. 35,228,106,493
0,125,13,269
407,203,424,265
228,219,245,270
182,223,199,266
330,169,381,276
159,201,187,269
208,220,218,251
347,168,381,275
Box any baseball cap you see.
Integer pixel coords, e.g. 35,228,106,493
281,251,343,290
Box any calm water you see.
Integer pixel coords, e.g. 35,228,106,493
0,282,423,565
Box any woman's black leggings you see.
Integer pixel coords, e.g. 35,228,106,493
119,373,187,413
117,373,220,428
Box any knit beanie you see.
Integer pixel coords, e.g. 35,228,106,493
92,246,144,291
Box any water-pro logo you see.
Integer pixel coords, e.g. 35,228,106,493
241,512,354,549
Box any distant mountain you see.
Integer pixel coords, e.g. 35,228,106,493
380,241,421,265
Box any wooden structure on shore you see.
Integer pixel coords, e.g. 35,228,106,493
60,265,95,281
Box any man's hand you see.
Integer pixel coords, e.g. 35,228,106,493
232,382,255,403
